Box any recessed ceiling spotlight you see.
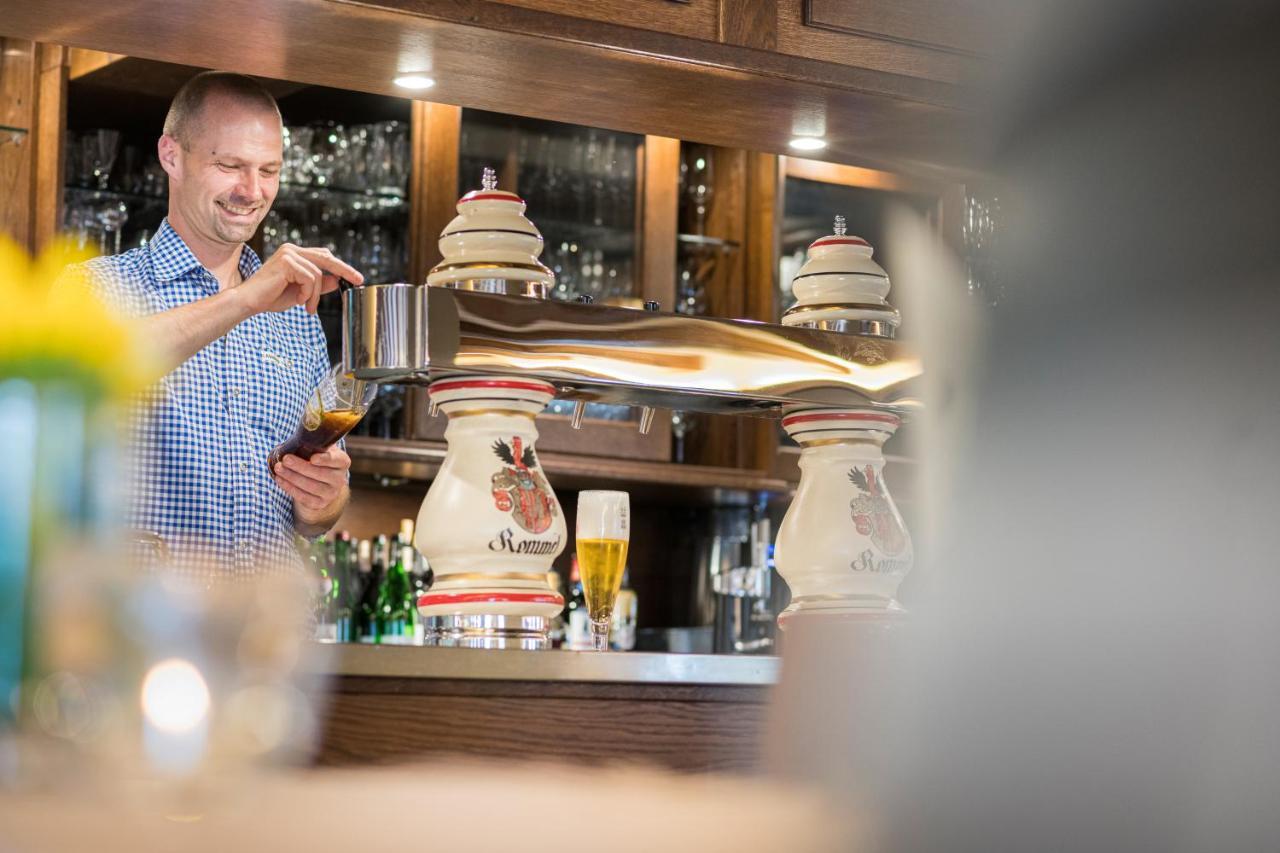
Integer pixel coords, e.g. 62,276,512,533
393,74,436,90
788,136,828,151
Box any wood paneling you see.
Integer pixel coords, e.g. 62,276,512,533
775,0,978,84
32,44,68,252
335,482,426,540
318,675,769,772
498,0,718,42
639,135,679,309
408,100,461,284
785,154,923,193
67,47,123,80
806,0,987,55
718,0,778,51
345,436,790,498
744,153,783,472
683,146,751,470
0,38,37,249
0,0,981,183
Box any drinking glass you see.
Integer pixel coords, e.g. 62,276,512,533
269,364,377,471
575,491,631,652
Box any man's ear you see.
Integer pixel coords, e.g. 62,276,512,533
157,133,182,180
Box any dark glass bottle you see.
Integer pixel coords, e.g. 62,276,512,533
358,535,387,643
332,530,354,643
377,535,413,644
563,555,590,650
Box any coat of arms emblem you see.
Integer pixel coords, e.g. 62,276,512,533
490,436,558,534
848,465,906,555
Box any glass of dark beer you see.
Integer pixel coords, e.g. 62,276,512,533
269,365,377,470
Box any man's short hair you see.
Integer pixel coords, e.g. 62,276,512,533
163,71,282,149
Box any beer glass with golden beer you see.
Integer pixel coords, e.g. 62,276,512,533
575,490,630,652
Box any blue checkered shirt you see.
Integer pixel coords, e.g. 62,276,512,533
83,219,329,575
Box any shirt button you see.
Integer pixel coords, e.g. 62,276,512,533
231,388,242,398
239,461,248,472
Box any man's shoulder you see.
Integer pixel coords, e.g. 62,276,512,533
82,245,151,279
79,247,155,313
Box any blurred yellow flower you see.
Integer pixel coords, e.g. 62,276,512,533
0,236,159,398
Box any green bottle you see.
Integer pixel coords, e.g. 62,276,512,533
332,530,354,643
377,535,413,644
360,535,387,643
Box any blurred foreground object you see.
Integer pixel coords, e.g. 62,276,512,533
0,759,848,852
770,2,1280,851
0,236,158,728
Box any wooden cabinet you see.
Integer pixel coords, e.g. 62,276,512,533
802,0,988,55
2,0,983,183
497,0,718,42
774,0,984,84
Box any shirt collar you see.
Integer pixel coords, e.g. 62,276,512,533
147,218,264,287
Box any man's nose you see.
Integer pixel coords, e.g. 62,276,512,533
237,168,262,200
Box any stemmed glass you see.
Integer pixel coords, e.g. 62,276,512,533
575,491,631,652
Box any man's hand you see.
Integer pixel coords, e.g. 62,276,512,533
128,244,364,374
240,244,363,316
273,445,352,536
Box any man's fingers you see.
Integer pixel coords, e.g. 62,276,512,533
284,255,322,312
274,476,326,510
297,247,363,285
273,462,331,500
307,447,352,469
281,455,345,490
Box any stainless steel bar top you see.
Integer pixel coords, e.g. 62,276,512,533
316,644,780,687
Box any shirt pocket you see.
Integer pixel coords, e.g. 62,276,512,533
247,338,315,445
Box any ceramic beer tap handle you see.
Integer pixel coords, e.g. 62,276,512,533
415,375,566,645
781,215,901,336
773,228,914,626
426,166,556,298
773,408,912,624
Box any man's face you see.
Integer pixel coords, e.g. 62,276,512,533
162,96,282,246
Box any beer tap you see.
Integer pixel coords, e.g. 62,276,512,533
343,172,923,645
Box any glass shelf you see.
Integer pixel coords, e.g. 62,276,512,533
65,184,166,204
276,182,406,205
677,232,740,251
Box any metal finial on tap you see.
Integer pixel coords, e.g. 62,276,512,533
482,166,497,191
834,214,846,237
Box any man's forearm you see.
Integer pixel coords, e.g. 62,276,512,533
142,287,253,373
294,484,350,538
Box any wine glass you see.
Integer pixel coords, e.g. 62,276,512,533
575,491,631,652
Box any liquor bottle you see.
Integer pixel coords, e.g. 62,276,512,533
359,535,387,643
610,567,637,651
564,555,591,650
312,535,338,643
397,520,424,644
332,530,354,643
378,534,413,644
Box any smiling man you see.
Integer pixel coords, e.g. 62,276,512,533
83,71,364,574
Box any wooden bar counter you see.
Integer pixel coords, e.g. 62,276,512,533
313,645,778,773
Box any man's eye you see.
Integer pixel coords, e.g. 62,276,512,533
216,162,236,171
261,169,280,178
